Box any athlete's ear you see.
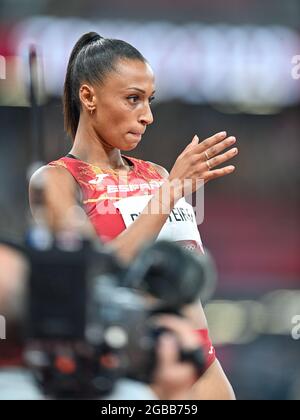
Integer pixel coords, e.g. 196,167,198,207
79,84,96,114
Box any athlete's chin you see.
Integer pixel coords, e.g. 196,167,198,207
122,136,141,151
123,143,139,152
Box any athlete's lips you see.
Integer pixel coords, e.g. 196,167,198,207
128,131,145,136
128,131,144,140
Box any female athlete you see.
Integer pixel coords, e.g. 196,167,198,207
29,32,238,399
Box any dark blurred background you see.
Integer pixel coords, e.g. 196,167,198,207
0,0,299,400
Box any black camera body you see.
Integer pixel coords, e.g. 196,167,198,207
23,239,206,399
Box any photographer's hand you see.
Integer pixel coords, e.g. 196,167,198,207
150,315,203,400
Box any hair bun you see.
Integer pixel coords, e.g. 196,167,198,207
89,33,103,43
74,32,103,52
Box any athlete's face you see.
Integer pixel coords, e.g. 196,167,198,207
93,59,155,151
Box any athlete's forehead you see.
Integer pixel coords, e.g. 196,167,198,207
103,59,155,94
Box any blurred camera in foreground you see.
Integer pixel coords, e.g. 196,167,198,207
24,239,210,399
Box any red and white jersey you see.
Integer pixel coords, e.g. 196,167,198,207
48,155,204,253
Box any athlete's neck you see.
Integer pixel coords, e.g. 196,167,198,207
71,122,129,171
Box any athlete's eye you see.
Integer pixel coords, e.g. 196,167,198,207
149,96,155,105
127,95,139,103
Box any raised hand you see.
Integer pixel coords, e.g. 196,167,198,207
169,132,238,197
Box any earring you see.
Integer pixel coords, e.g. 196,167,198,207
90,108,95,115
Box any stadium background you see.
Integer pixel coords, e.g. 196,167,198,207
0,0,299,400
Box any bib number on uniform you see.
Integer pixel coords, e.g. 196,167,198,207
114,195,202,245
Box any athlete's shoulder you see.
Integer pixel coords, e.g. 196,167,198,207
47,156,70,170
29,159,75,191
147,161,169,179
123,155,169,179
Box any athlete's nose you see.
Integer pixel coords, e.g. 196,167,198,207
139,103,154,126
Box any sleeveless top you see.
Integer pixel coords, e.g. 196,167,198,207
48,155,204,253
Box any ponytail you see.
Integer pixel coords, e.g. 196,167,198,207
63,32,102,139
63,31,146,140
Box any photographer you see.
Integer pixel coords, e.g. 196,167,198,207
107,314,207,401
150,315,208,400
0,240,218,400
0,243,43,400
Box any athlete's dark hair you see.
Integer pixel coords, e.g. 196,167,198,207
63,32,146,139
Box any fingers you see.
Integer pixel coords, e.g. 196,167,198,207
184,135,200,153
203,146,237,182
191,136,237,167
192,131,227,154
151,315,202,399
205,165,236,182
205,136,236,160
206,147,238,170
177,131,238,186
184,132,236,161
157,334,179,367
155,315,199,348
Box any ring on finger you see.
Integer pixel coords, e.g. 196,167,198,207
204,151,210,160
206,160,211,170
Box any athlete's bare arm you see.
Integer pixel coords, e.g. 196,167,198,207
30,132,237,261
111,132,238,261
188,359,236,400
29,165,93,236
